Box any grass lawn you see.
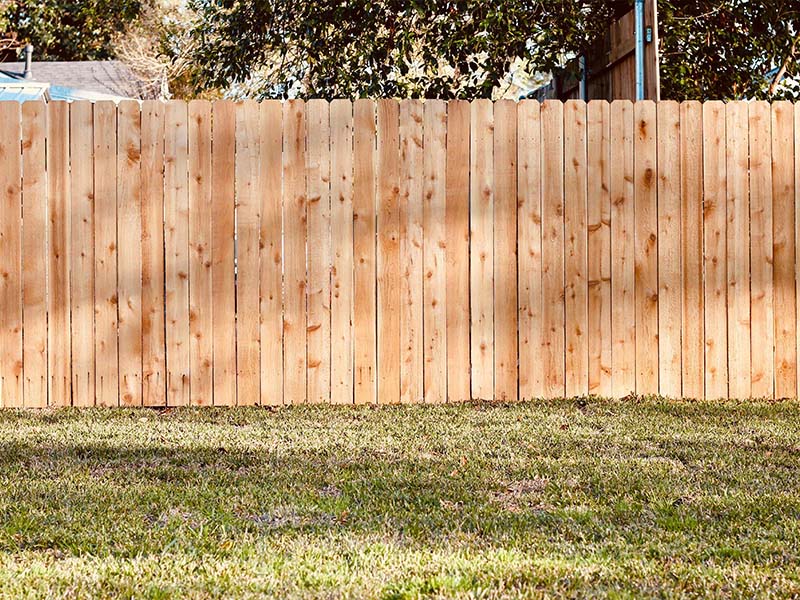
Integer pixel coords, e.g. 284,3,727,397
0,399,799,599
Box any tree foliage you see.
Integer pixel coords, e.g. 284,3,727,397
2,0,142,61
188,0,628,99
660,0,799,100
1,0,797,100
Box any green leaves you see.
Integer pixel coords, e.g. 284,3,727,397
659,0,799,100
186,0,624,99
3,0,143,61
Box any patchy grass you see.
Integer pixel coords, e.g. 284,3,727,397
0,398,799,598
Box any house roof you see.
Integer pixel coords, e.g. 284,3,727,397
0,60,153,102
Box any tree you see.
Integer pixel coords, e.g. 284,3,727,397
188,0,628,99
112,0,204,99
187,0,798,100
1,0,142,61
659,0,799,100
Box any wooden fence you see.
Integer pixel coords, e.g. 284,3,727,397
0,99,798,407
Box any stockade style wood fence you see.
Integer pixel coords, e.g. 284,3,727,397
0,99,798,407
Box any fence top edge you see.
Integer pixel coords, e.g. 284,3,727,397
0,99,795,108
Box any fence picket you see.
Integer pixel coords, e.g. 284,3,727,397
541,101,566,399
353,99,377,405
164,100,190,406
400,99,424,404
680,101,704,399
94,102,118,407
657,100,682,398
470,99,494,400
796,103,800,398
564,100,588,397
634,100,659,396
771,101,796,399
236,100,262,406
587,100,611,397
446,100,471,403
423,100,447,403
47,102,71,406
330,100,354,404
21,102,47,407
725,101,750,400
211,101,237,406
493,100,518,402
517,101,543,400
749,101,774,399
702,101,728,400
260,100,284,405
69,101,95,406
306,100,331,404
188,100,214,406
0,102,22,407
283,99,308,404
377,100,401,405
610,100,635,397
117,100,143,406
141,100,166,406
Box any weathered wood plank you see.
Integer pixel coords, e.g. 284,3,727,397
94,101,118,407
235,100,262,406
587,100,611,397
188,100,214,406
47,102,72,406
634,100,658,396
399,99,424,404
70,101,95,406
376,99,401,405
141,100,166,406
564,100,588,397
796,102,800,401
541,100,565,399
470,99,494,400
610,100,635,397
749,101,773,399
771,101,796,399
680,101,704,399
117,100,142,406
260,100,284,406
423,99,447,403
493,99,518,402
0,102,22,407
446,100,471,403
306,99,331,404
353,99,377,405
21,101,48,407
725,101,750,399
164,100,190,406
330,100,354,405
517,100,543,400
702,101,728,400
657,100,682,397
283,100,308,404
211,101,237,406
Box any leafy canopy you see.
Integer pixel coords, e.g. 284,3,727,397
187,0,799,100
188,0,627,99
1,0,797,100
3,0,142,60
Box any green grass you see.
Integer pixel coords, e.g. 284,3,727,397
0,399,799,598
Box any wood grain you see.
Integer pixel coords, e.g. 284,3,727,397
21,102,47,407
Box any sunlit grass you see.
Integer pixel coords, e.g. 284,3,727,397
0,398,798,598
